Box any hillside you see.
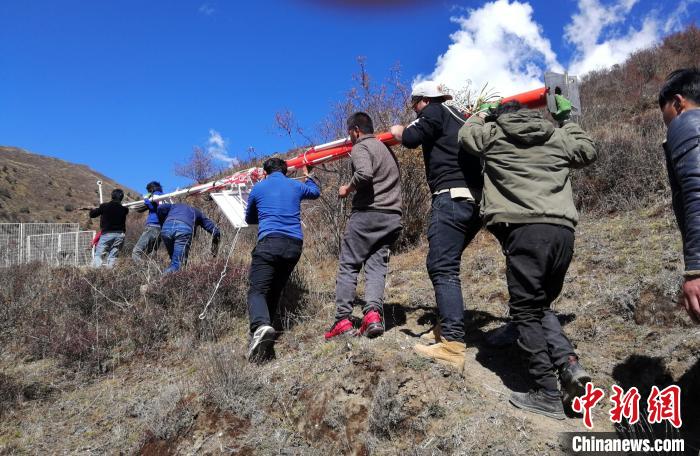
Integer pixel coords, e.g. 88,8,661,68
0,146,137,225
1,26,700,455
0,208,698,454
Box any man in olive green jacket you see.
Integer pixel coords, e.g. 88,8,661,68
459,100,597,420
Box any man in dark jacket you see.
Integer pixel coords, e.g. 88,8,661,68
459,100,597,420
156,203,220,274
390,81,483,371
324,112,402,340
660,68,700,324
132,181,163,262
89,188,129,268
244,158,320,363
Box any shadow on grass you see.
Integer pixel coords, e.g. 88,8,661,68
468,311,578,395
612,355,700,455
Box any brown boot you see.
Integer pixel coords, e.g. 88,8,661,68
413,340,466,371
419,325,443,344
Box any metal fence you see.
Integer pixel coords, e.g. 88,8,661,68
0,223,83,267
25,231,96,266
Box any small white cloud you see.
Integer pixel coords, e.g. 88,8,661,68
206,129,239,165
415,0,563,98
198,3,215,15
565,0,662,75
663,0,699,34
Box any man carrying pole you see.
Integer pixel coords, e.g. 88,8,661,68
156,203,220,274
89,188,129,268
324,112,403,340
244,158,320,363
390,81,483,371
459,98,596,419
132,181,164,262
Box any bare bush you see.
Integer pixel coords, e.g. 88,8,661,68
174,146,217,184
199,346,267,420
368,377,406,440
0,257,250,372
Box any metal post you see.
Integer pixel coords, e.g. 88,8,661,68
19,223,24,264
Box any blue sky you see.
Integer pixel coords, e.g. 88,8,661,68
1,0,697,194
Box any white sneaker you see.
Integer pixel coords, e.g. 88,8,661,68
247,325,276,363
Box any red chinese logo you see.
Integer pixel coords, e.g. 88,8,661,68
609,385,641,425
572,382,605,429
572,383,683,429
647,385,682,428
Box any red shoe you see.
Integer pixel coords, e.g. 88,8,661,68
358,310,384,338
324,318,354,340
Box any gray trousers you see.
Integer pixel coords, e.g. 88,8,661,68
334,211,402,321
132,225,161,262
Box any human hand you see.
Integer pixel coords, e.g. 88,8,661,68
338,185,352,199
681,276,700,324
390,125,404,141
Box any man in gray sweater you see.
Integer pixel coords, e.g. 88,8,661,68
325,112,403,339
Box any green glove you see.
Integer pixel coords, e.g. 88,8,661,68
477,101,500,114
552,94,572,122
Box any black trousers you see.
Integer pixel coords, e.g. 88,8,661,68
490,223,577,393
247,234,303,333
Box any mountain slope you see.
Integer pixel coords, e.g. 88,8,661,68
0,146,137,225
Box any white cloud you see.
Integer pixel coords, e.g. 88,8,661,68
415,0,563,98
565,0,662,75
206,129,239,165
419,0,694,98
198,3,215,15
663,0,699,34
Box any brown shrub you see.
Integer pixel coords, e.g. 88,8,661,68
0,258,251,372
575,26,700,212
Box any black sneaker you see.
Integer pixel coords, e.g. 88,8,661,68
484,322,519,348
247,325,276,363
560,360,592,404
509,390,565,420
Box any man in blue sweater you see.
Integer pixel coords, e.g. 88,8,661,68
660,68,700,324
132,181,164,262
156,203,220,274
244,158,320,363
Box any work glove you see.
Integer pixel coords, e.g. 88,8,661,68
476,101,500,118
552,94,572,125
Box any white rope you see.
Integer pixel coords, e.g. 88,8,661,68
198,226,243,320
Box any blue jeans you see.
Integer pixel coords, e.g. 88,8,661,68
92,231,125,268
426,193,482,342
160,220,193,274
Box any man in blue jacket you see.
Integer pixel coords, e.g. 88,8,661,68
244,158,320,363
660,68,700,324
156,202,220,274
132,181,163,262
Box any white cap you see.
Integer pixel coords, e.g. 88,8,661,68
411,81,453,100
